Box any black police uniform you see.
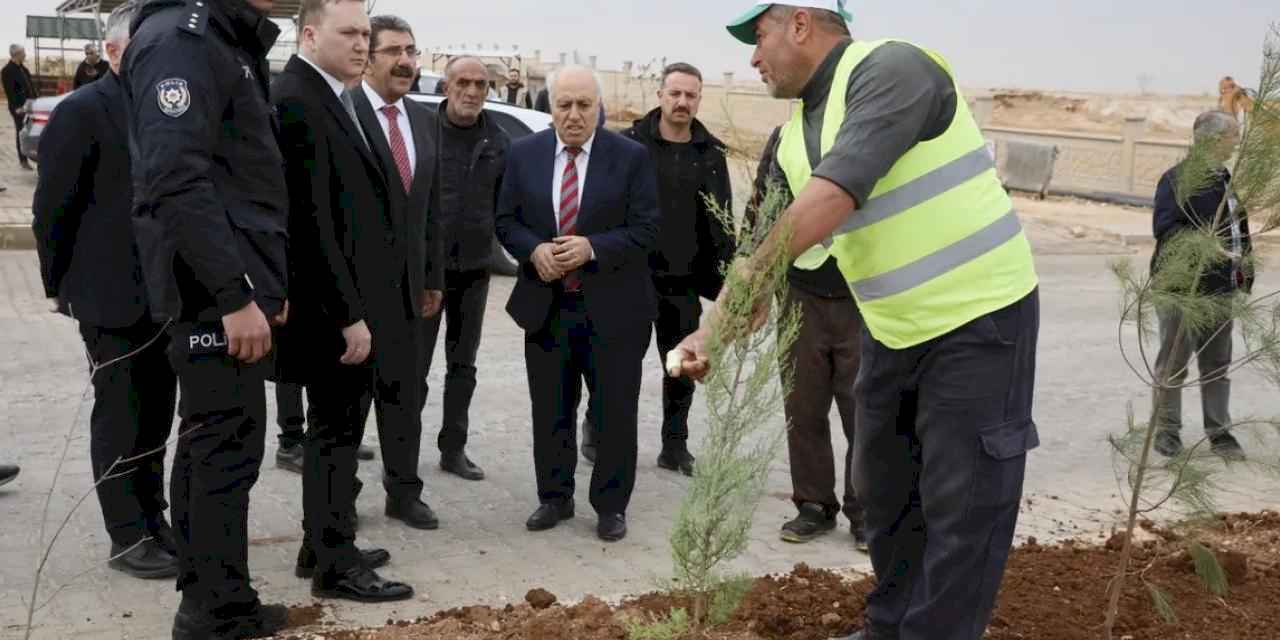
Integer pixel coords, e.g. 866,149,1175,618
121,0,288,632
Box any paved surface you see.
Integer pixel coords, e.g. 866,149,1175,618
1,135,1277,638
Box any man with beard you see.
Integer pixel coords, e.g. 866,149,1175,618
619,62,733,476
501,68,532,109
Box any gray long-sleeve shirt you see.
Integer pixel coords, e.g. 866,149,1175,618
778,38,958,298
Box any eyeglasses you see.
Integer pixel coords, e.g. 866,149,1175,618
373,46,421,59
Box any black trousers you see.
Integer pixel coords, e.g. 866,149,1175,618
302,364,371,575
361,318,426,501
11,112,26,165
79,320,177,547
422,269,490,454
780,287,862,523
652,277,701,444
853,290,1039,640
166,320,269,609
275,382,306,448
525,294,648,515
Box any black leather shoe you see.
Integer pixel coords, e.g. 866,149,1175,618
385,498,439,530
148,517,179,556
357,444,376,461
526,501,574,531
108,539,178,580
275,444,303,474
656,446,696,476
440,450,485,481
295,543,391,579
0,464,18,488
312,565,414,603
173,598,288,640
597,512,627,542
1210,432,1247,462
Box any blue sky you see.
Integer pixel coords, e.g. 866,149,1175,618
7,1,1275,94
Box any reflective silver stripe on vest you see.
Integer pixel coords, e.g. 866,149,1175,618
851,209,1023,302
836,146,996,235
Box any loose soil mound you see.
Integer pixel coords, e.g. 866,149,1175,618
272,511,1280,640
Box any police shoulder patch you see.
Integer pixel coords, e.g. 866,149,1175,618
156,78,191,118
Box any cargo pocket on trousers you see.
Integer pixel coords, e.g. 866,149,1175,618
973,418,1039,511
168,323,245,421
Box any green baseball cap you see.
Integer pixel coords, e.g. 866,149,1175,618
726,1,853,45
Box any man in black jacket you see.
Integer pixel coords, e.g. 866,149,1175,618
73,44,112,89
32,0,179,582
619,62,734,475
122,0,291,636
1151,110,1251,462
421,55,510,482
2,44,35,170
272,0,414,603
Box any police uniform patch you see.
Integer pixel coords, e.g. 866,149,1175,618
156,78,191,118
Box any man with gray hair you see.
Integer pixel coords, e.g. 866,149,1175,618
74,42,111,89
1150,110,1251,461
2,43,35,169
33,0,180,580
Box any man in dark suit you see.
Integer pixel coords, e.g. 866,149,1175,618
3,44,35,170
496,64,660,542
31,1,178,580
349,14,445,530
271,0,413,602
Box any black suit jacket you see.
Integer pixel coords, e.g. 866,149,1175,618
2,61,34,117
1151,162,1254,295
496,128,660,341
272,56,419,382
32,72,148,328
351,85,445,297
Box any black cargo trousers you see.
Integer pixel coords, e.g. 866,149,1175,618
853,289,1040,640
166,316,270,612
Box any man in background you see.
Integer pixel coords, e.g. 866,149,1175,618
32,0,179,581
74,43,111,89
501,68,532,108
3,44,35,170
420,55,511,482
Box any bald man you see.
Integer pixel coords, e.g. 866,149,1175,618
496,65,659,542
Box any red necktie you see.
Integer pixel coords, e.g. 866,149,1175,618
380,104,413,194
559,147,582,292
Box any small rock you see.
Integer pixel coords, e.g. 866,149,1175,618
1105,532,1128,551
1053,586,1061,592
795,577,810,587
525,587,557,609
490,621,501,632
821,613,842,626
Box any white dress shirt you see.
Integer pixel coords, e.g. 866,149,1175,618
298,54,346,100
552,133,595,228
362,80,416,176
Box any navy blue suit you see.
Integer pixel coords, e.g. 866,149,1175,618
496,127,659,515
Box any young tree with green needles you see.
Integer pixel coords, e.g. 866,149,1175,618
1105,23,1280,639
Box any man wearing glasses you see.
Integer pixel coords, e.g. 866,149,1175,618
348,14,447,531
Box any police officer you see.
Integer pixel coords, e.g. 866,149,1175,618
122,0,290,636
672,3,1041,640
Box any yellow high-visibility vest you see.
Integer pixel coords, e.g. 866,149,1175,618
778,39,1038,348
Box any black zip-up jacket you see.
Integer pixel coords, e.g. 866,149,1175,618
1151,162,1254,296
435,100,510,272
122,0,288,322
622,108,735,299
2,61,35,117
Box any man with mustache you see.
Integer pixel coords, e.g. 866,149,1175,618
349,14,446,531
272,0,416,602
497,65,659,542
419,55,511,482
73,43,111,89
617,62,734,476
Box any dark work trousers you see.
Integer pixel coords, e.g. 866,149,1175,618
275,382,306,449
302,363,372,575
79,320,177,548
361,318,426,502
11,112,26,165
421,269,490,454
1152,306,1234,436
166,319,270,610
652,276,702,445
853,289,1039,640
780,286,862,523
525,293,648,515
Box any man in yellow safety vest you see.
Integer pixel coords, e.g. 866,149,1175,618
670,3,1041,639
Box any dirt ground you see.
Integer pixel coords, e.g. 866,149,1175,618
269,511,1280,640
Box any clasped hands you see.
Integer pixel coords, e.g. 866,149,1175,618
531,235,593,283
